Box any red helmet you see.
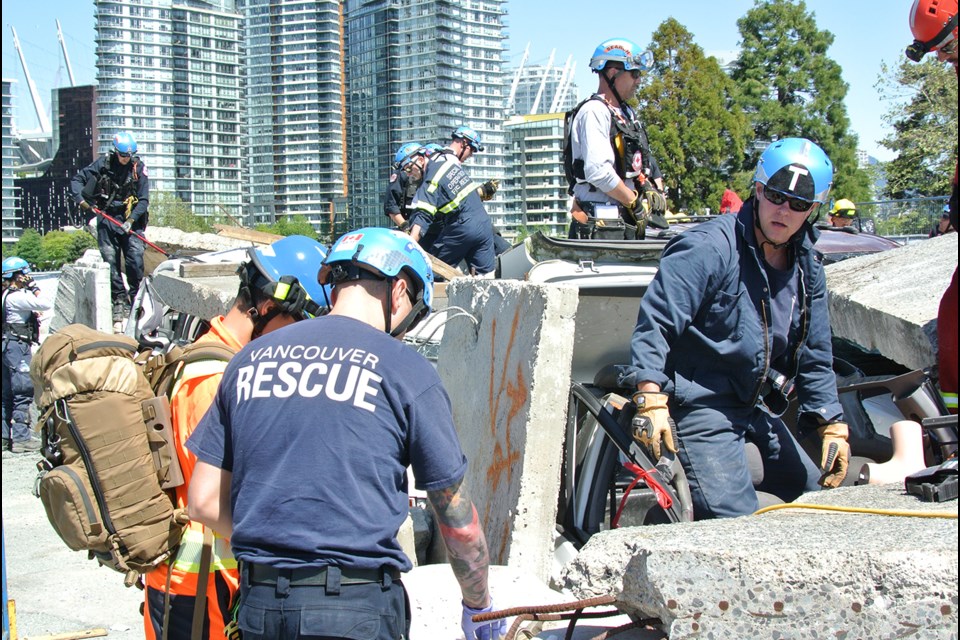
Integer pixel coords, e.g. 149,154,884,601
906,0,958,61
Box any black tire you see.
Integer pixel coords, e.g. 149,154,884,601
560,382,692,547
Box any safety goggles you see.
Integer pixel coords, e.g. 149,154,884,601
117,152,132,159
628,50,655,72
762,185,815,213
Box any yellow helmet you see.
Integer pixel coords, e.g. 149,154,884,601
830,198,857,218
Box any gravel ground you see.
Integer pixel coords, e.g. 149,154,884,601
2,449,144,639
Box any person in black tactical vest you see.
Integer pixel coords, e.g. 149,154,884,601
71,131,151,321
2,257,50,453
566,38,667,240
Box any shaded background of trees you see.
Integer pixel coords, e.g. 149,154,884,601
635,0,875,212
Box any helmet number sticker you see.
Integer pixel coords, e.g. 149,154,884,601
786,165,809,192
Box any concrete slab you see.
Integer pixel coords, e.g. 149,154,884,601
150,272,237,320
49,249,113,334
825,233,957,370
438,279,579,584
561,483,957,639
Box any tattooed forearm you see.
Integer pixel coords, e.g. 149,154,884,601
428,481,491,608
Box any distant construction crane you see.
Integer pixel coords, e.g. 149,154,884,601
10,25,51,134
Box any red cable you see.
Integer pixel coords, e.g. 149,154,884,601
611,462,673,528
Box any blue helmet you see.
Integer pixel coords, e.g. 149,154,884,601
244,235,331,319
424,143,444,155
113,131,138,156
2,256,30,279
451,125,484,152
754,138,833,205
394,142,424,169
589,38,654,72
319,227,434,333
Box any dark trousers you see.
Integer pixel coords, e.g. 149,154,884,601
673,404,821,519
431,215,496,275
237,565,410,640
2,336,34,442
144,572,234,640
98,220,145,305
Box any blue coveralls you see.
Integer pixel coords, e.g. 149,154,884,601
408,155,496,275
619,200,843,519
70,153,150,306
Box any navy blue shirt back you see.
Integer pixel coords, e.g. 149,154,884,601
187,315,468,571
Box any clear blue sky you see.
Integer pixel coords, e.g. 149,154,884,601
2,1,922,161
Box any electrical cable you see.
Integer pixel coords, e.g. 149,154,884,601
753,503,957,519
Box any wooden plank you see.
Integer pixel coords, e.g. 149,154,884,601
22,629,108,640
178,262,242,278
212,224,282,245
428,254,465,281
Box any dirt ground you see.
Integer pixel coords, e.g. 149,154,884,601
2,450,144,640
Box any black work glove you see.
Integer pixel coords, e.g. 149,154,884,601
477,180,499,201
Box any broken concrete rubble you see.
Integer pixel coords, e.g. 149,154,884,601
561,482,958,640
825,232,957,371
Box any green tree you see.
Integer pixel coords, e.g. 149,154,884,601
38,231,76,270
257,216,317,238
732,0,870,201
876,58,957,199
69,230,99,262
11,229,43,269
150,191,213,233
637,19,752,213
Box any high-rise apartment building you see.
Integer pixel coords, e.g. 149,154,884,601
240,0,347,234
94,0,243,221
2,79,20,244
502,113,567,238
343,0,507,231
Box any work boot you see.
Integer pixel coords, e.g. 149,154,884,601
113,299,131,322
10,437,42,454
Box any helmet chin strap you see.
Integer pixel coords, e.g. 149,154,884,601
754,213,791,251
604,68,627,107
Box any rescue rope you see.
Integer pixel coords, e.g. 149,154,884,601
406,305,479,355
753,503,957,519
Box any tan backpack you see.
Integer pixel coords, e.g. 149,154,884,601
30,323,234,587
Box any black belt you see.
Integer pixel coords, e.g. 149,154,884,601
246,563,400,587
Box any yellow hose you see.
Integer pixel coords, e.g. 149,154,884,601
753,503,957,519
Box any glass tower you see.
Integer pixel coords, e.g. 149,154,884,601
94,0,244,221
240,0,346,235
343,0,507,231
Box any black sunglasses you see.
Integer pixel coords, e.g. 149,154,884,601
117,152,132,158
762,185,815,213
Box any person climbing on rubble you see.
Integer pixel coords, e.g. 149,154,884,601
566,37,667,240
2,256,49,453
619,138,850,519
186,228,506,639
906,0,959,413
407,126,497,275
143,235,331,639
70,131,150,323
384,142,425,232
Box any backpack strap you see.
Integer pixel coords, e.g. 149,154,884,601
191,528,215,639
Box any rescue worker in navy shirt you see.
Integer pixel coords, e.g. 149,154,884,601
70,131,150,321
407,126,497,275
619,138,849,519
186,228,506,640
384,142,424,232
